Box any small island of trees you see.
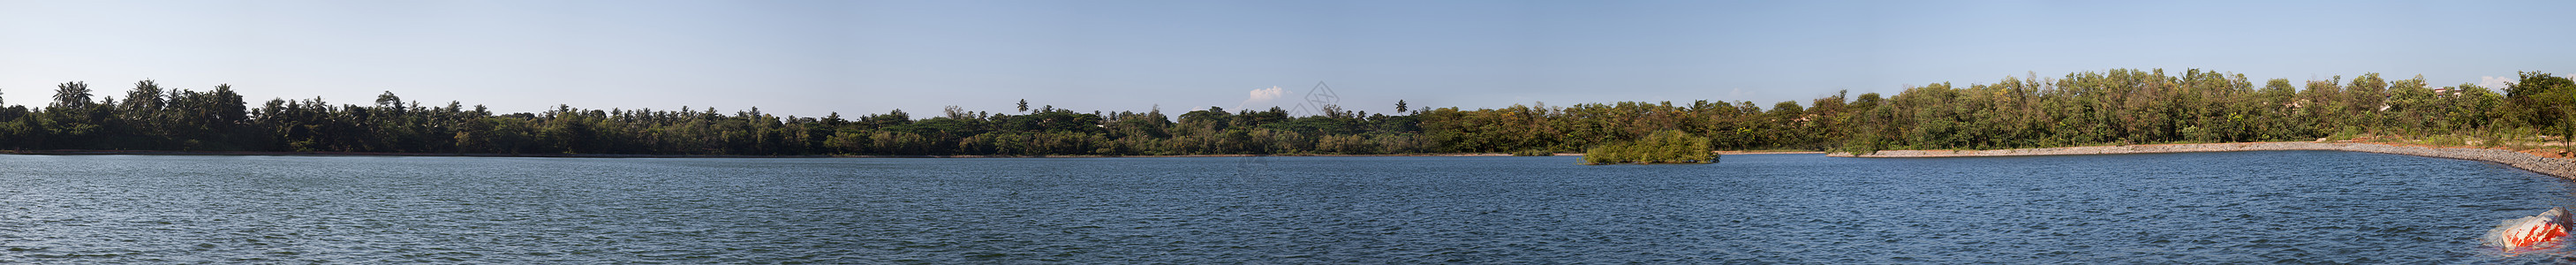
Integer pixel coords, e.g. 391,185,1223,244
1580,130,1716,164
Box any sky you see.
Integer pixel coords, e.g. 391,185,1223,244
4,0,2572,117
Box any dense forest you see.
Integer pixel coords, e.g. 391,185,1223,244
0,68,2569,155
1432,69,2576,155
0,80,1434,155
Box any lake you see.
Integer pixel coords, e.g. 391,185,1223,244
2,151,2572,263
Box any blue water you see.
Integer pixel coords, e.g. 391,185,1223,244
0,151,2571,263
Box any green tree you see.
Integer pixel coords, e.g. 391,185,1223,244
2504,72,2576,131
49,81,90,110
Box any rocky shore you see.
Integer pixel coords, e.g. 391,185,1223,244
1832,142,2576,179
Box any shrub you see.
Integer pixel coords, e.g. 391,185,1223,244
2324,128,2361,142
2425,134,2466,147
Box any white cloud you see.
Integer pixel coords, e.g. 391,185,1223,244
1248,86,1285,102
2480,76,2515,88
1235,86,1286,110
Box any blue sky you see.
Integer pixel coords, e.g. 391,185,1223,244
4,1,2571,117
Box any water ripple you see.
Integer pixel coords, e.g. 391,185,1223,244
0,152,2570,262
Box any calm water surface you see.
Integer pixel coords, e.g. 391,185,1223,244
2,151,2573,263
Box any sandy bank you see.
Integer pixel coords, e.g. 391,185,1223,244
1833,142,2576,179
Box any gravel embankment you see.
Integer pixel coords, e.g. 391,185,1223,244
1832,142,2576,179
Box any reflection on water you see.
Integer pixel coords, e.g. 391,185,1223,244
0,151,2570,263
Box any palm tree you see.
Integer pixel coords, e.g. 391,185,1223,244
50,81,90,110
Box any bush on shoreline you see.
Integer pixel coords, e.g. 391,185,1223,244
1582,130,1716,164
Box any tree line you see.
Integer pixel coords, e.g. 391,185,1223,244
1420,69,2575,155
0,80,1431,155
1,69,2568,155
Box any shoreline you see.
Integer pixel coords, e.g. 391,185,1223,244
0,149,1828,158
0,149,1545,158
1834,141,2576,179
1719,151,1828,155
